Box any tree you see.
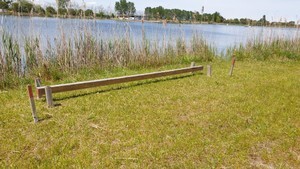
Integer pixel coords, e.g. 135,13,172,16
0,0,9,10
96,11,105,18
212,12,224,23
145,7,153,19
84,9,93,17
56,0,70,9
202,13,212,22
257,15,268,26
155,6,164,19
194,11,201,22
68,8,76,16
261,15,267,26
115,0,127,17
46,6,56,16
115,0,135,17
22,0,33,13
127,2,135,16
77,9,83,16
239,18,247,25
34,5,45,15
11,2,18,12
58,8,67,15
11,0,33,13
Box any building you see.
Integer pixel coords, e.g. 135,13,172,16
0,9,8,13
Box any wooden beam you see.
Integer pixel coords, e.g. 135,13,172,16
37,66,203,97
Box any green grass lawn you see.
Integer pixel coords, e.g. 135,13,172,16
0,61,299,168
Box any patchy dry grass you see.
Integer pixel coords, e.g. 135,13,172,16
0,61,299,168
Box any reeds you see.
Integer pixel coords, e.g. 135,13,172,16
2,21,300,89
227,33,300,61
0,26,215,89
0,32,22,88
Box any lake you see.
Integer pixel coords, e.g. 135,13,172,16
0,15,299,54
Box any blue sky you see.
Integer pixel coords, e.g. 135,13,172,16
37,0,300,21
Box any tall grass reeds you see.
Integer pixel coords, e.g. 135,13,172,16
0,32,22,88
0,27,215,89
2,21,300,89
227,34,300,61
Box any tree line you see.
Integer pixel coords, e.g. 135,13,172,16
0,0,115,18
0,0,137,18
144,6,297,27
145,6,224,23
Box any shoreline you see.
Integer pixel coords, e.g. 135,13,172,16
1,13,299,29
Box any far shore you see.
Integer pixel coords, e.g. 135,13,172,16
1,12,299,29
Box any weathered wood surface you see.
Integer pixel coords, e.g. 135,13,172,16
229,57,236,76
45,86,54,108
35,78,42,87
207,65,212,77
37,66,203,97
27,85,38,123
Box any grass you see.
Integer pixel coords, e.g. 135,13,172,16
0,60,299,168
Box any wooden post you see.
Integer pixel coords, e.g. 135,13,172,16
27,85,38,123
35,78,41,87
45,86,54,108
190,62,195,67
229,57,236,76
191,62,195,75
207,65,212,77
35,78,43,100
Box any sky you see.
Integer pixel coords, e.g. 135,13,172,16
36,0,300,22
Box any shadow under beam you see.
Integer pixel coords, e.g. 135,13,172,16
37,114,53,122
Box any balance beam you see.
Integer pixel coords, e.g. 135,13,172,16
37,64,203,106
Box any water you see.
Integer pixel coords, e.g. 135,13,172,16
0,15,299,53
